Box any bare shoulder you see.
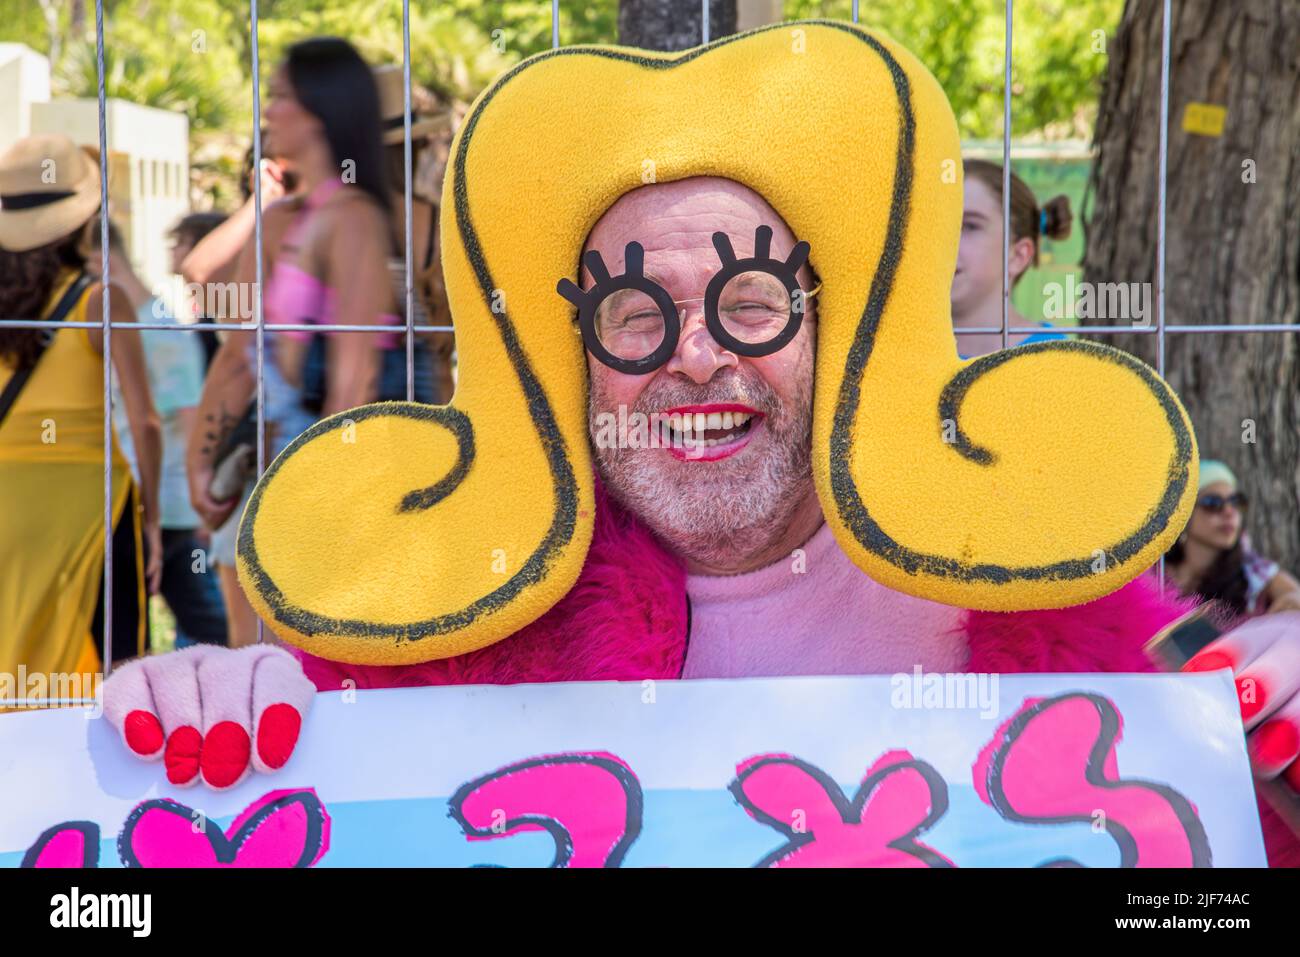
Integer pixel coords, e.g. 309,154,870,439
323,186,390,232
85,280,135,320
84,281,137,353
318,188,393,262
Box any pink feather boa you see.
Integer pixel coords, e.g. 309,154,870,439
293,486,1297,866
963,574,1194,674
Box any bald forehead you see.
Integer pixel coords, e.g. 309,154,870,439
581,176,801,284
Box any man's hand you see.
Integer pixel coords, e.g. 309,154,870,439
1185,611,1300,789
102,644,316,790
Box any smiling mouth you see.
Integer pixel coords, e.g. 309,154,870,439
659,404,762,461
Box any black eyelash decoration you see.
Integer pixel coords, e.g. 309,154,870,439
556,228,814,373
704,225,810,358
556,241,681,376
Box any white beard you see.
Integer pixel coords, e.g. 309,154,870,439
590,366,814,570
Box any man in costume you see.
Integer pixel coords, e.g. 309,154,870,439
104,21,1300,864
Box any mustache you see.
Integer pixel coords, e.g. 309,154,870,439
629,369,780,418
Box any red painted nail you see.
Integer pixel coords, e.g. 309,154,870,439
1183,649,1235,673
256,703,302,770
1251,720,1300,769
201,721,251,789
1237,676,1268,722
1283,757,1300,792
164,726,202,784
123,710,164,756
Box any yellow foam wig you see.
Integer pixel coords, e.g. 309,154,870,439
237,20,1197,665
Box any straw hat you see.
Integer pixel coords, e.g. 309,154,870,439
0,133,102,253
373,65,451,145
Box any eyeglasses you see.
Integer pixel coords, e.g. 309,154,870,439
557,225,817,375
1196,491,1248,513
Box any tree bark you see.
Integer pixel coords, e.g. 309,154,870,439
38,0,62,64
69,0,86,38
618,0,736,51
1083,0,1300,569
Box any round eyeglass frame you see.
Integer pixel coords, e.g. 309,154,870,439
557,226,815,376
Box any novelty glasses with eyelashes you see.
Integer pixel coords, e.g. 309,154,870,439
556,225,820,375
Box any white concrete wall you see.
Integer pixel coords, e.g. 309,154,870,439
31,98,190,294
0,44,52,156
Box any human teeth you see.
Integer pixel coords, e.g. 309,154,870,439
661,410,757,450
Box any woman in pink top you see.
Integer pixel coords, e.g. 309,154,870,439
188,38,400,643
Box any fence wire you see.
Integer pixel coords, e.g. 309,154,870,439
5,0,1292,677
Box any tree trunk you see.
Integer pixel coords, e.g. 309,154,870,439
38,0,62,64
1083,0,1300,570
618,0,736,51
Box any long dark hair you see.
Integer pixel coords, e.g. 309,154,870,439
0,229,88,370
1165,536,1250,619
284,38,391,236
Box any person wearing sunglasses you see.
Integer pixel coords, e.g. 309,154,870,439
1166,459,1300,620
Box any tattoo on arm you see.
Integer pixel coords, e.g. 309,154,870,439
198,403,241,461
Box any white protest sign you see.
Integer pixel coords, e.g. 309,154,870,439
0,672,1266,867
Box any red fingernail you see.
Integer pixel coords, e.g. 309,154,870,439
1237,676,1267,722
1183,649,1235,673
256,703,302,770
164,726,202,784
1251,720,1300,769
201,721,251,788
124,710,164,755
1283,757,1300,791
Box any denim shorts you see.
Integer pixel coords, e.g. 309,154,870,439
160,528,228,645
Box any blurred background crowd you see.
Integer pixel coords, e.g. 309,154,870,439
1,0,1298,674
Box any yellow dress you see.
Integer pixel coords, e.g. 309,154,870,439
0,269,143,681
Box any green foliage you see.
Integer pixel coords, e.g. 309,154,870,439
0,0,54,53
0,0,1120,204
445,0,619,56
785,0,1122,139
251,0,516,104
3,0,1121,140
56,15,241,132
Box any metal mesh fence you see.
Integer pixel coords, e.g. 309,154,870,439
8,0,1293,680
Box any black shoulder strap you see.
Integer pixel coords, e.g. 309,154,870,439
423,204,438,271
0,270,92,427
